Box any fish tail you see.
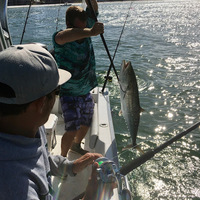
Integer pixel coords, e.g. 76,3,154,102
140,107,145,113
132,143,144,154
122,143,144,154
135,145,145,154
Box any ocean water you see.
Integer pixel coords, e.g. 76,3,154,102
8,0,200,199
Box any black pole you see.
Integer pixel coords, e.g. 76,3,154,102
86,0,119,93
20,0,32,44
120,121,200,176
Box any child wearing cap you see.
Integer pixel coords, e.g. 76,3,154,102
0,44,103,200
52,0,104,157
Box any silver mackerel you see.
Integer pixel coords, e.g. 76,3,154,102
119,60,143,147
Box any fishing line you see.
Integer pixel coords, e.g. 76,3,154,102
20,0,33,44
120,87,200,151
139,115,200,148
119,120,200,176
102,1,134,93
111,115,200,167
55,1,62,31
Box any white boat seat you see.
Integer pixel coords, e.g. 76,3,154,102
44,114,58,151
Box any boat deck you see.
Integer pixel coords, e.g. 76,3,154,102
45,87,121,200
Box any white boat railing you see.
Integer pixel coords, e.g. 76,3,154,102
0,0,12,51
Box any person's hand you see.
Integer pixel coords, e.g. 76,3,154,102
91,22,104,36
72,153,102,174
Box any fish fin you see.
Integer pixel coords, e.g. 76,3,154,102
122,144,144,154
122,144,133,151
119,110,122,116
122,90,127,99
140,107,145,113
135,145,145,154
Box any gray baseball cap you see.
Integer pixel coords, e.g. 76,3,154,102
0,44,71,104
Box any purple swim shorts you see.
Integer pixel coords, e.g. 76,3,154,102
60,93,94,131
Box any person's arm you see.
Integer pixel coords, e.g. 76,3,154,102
55,22,104,45
49,152,102,177
49,154,75,177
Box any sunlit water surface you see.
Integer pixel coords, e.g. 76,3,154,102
8,0,200,199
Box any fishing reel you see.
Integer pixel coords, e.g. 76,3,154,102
95,157,120,183
95,157,132,200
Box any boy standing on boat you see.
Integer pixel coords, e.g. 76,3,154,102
52,0,104,156
0,44,103,200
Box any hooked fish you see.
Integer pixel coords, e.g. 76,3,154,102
119,60,143,149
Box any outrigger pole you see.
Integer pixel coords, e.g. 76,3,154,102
120,121,200,176
20,0,33,44
86,0,119,93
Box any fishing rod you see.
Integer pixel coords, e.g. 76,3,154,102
73,121,200,200
120,121,200,175
102,1,133,93
86,0,119,89
20,0,33,44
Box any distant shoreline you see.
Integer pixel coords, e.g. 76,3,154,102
8,0,150,7
8,0,118,6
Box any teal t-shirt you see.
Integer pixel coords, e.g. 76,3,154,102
52,8,98,96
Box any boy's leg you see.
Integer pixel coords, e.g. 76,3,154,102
70,125,90,155
60,94,94,156
74,125,89,144
60,96,80,156
70,93,95,154
61,130,76,157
